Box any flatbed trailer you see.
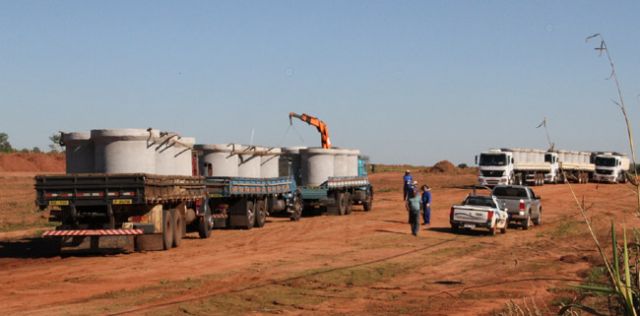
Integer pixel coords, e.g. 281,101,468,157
299,176,373,215
204,176,302,229
35,173,209,252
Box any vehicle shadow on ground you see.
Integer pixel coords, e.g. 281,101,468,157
0,237,62,258
427,226,493,237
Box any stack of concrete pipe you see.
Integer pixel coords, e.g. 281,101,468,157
297,147,361,186
62,128,195,176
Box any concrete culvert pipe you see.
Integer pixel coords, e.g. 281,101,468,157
174,137,196,176
62,132,94,174
91,128,158,174
345,149,361,176
237,145,262,178
260,147,282,178
280,146,306,183
195,144,239,177
332,148,350,177
155,132,180,176
300,147,337,186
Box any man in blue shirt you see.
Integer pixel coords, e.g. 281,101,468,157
406,186,421,236
403,170,413,201
421,185,432,225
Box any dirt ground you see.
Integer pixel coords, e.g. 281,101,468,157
0,170,637,315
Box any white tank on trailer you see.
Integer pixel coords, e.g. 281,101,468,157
260,147,282,178
238,145,262,178
300,147,336,186
174,137,195,176
92,128,158,174
62,132,94,174
196,144,239,177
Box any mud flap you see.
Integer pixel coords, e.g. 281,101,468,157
135,234,165,251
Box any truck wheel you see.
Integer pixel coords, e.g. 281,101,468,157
451,225,459,233
255,199,267,228
162,209,174,250
335,192,346,216
198,208,212,239
344,193,352,215
290,193,303,221
363,192,373,212
490,225,497,236
533,210,542,225
172,209,185,248
243,200,255,229
522,214,532,230
500,225,507,234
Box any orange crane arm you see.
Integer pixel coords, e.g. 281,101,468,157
289,112,332,149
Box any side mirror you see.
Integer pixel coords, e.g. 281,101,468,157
475,155,478,165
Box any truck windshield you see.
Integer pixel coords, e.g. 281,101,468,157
545,154,553,163
479,154,506,166
463,196,497,208
492,187,528,198
595,157,616,167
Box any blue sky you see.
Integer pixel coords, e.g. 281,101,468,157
1,1,639,165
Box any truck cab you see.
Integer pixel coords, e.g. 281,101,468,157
544,152,560,183
593,153,630,183
477,150,514,186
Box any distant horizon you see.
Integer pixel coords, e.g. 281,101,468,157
1,1,638,165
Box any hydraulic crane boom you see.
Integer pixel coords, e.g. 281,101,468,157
289,112,332,149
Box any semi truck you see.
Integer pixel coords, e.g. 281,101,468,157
593,152,630,183
545,150,594,184
477,148,550,186
36,173,210,252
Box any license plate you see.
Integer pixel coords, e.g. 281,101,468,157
48,200,69,206
112,199,133,205
463,224,476,229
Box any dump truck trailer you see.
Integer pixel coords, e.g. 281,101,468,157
35,173,209,252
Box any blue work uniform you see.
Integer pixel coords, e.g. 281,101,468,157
407,193,421,236
421,189,432,225
403,174,413,200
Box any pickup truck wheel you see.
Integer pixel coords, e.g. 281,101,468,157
533,211,542,225
172,209,184,248
522,215,532,230
490,226,497,236
255,199,267,228
451,225,459,233
500,224,507,234
162,209,174,251
198,208,212,239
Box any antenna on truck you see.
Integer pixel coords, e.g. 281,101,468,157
536,117,555,151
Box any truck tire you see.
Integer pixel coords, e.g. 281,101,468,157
363,190,373,212
522,214,532,230
533,210,542,225
290,192,303,221
255,198,267,228
500,225,507,234
334,192,346,216
490,225,497,236
243,200,255,229
198,207,212,239
172,209,184,248
451,225,459,233
162,209,174,251
344,193,352,215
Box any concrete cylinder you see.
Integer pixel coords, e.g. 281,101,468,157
92,129,157,174
260,147,282,178
280,146,305,183
346,149,361,176
196,144,238,177
174,137,195,176
63,132,94,174
301,147,336,186
333,149,350,177
155,133,180,176
238,145,262,178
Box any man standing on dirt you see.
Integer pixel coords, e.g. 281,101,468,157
403,170,413,200
406,186,421,236
421,185,432,226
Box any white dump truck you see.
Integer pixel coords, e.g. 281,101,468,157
593,152,630,183
545,150,594,184
477,148,550,186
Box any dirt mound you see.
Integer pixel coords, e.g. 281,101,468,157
0,153,65,172
428,160,456,173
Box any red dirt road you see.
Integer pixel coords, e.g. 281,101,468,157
0,171,637,315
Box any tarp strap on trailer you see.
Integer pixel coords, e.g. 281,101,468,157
42,229,144,237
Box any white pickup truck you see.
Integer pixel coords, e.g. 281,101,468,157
449,195,508,235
